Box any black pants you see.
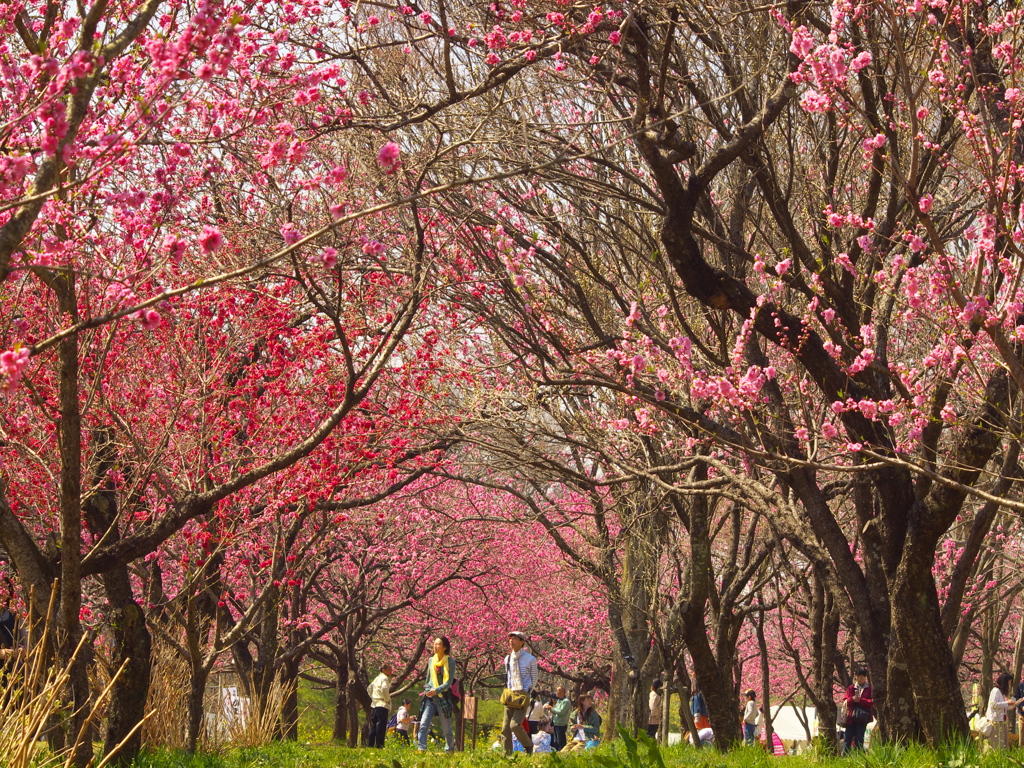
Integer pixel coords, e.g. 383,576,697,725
646,724,659,739
368,706,390,748
552,724,568,751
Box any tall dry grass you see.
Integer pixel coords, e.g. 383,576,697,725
204,673,294,751
0,631,136,768
140,640,191,751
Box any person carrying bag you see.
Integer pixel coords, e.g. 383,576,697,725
843,667,874,752
501,631,538,756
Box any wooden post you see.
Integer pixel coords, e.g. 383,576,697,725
464,695,478,751
661,684,671,746
457,703,464,750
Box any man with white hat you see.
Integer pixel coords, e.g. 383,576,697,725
501,631,539,756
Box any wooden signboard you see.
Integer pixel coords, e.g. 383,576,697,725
463,696,478,720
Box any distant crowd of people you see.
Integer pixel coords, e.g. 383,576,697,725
367,652,1024,755
364,631,603,755
684,667,875,755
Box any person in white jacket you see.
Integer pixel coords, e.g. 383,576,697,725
987,672,1019,749
367,663,394,748
742,690,758,745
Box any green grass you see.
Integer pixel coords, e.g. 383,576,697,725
131,730,1024,768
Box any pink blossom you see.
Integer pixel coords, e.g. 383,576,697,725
136,308,162,330
861,133,886,152
851,51,872,72
800,90,831,113
317,247,338,268
377,141,401,173
916,106,929,119
608,31,621,45
362,240,386,256
526,50,537,61
485,26,508,50
0,347,30,391
918,194,933,213
368,15,380,25
857,399,878,420
486,53,500,65
281,223,301,244
790,26,814,58
199,226,224,255
822,422,839,439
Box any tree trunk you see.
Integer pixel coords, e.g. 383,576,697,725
281,656,301,740
755,609,773,747
332,651,348,743
680,469,742,749
185,663,210,753
54,275,91,768
890,545,969,743
102,597,152,763
83,430,153,766
347,680,361,748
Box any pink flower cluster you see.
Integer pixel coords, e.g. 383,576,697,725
377,141,401,174
134,308,162,330
788,25,873,115
0,348,30,392
199,225,224,255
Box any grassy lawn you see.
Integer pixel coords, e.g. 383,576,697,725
135,676,1003,767
131,735,1021,768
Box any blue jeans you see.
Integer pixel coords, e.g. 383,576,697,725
844,721,867,751
417,697,454,752
744,722,756,745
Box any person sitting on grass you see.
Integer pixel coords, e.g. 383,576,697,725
561,694,601,752
533,720,555,753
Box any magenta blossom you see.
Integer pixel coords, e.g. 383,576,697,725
377,141,401,173
199,225,224,255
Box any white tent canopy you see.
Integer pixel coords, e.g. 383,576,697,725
668,705,820,745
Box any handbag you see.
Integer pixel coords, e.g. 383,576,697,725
976,716,996,738
501,688,530,709
848,704,872,726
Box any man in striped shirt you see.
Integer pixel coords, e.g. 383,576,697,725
502,631,539,756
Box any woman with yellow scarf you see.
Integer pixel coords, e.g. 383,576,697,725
416,636,457,752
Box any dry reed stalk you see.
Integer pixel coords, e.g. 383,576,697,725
209,674,293,750
140,640,190,751
0,627,136,768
